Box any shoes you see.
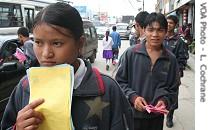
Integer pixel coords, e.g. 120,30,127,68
166,119,174,128
112,61,117,65
166,110,174,128
106,65,109,70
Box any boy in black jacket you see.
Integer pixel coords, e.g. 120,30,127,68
115,13,180,130
163,15,188,128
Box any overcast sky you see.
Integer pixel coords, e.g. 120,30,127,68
71,0,157,16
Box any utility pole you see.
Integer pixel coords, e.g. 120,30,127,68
137,0,144,11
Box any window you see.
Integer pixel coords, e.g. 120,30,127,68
90,27,97,39
84,27,91,40
0,3,23,27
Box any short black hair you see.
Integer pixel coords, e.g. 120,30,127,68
17,27,29,37
145,12,168,30
135,11,149,28
167,15,178,25
33,2,84,41
112,26,116,31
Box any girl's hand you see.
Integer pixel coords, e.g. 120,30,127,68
16,98,45,130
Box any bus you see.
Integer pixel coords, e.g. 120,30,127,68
0,0,57,35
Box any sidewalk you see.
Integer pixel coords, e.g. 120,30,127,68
163,52,195,130
186,53,195,71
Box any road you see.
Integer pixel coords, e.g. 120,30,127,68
92,39,195,130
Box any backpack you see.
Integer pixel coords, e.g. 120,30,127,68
92,67,134,130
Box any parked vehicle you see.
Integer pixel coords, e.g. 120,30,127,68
0,35,26,121
95,26,107,40
116,23,131,40
82,19,98,63
0,0,53,35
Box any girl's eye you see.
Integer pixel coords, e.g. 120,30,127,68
34,40,43,47
53,42,63,47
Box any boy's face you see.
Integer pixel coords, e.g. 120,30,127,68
33,23,84,67
145,22,166,47
167,19,176,32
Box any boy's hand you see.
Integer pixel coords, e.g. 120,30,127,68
134,96,148,112
16,98,45,130
155,100,166,109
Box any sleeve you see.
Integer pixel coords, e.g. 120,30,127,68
118,34,121,48
153,57,180,109
115,50,138,104
175,38,189,74
109,81,134,130
1,81,25,130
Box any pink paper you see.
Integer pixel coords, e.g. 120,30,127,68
145,105,169,114
14,48,27,63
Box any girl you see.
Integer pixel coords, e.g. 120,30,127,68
1,2,133,130
102,30,113,70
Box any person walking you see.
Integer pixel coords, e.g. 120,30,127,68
17,27,38,67
110,26,121,65
102,30,113,70
163,15,188,128
133,11,149,44
115,12,180,130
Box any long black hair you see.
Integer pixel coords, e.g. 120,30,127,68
105,30,110,41
33,2,84,41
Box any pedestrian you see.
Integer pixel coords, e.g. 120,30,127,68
17,27,39,67
163,15,188,128
133,11,149,45
115,12,180,130
110,26,121,65
1,2,133,130
102,30,113,70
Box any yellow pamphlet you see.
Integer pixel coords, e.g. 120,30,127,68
28,64,74,130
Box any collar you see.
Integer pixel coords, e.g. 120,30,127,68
133,40,170,58
165,33,179,41
74,58,87,89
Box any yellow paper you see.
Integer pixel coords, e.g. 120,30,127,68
28,65,73,130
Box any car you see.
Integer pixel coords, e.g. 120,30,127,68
116,23,131,40
0,20,98,121
0,35,26,121
95,26,107,40
82,19,98,63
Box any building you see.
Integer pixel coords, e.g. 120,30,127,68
155,0,195,39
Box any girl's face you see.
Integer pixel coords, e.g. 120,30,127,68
33,23,83,67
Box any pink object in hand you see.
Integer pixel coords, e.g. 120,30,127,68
14,48,27,63
145,105,169,114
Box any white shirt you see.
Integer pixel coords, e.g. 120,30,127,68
74,58,87,89
102,36,113,50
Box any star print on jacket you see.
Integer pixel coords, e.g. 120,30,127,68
85,96,109,120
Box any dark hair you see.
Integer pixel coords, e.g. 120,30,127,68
145,12,168,30
105,30,110,41
112,26,116,31
33,2,84,41
135,11,149,29
17,27,29,37
167,15,178,25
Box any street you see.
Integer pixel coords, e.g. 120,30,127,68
93,39,195,130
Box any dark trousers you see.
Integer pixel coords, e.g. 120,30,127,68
134,115,164,130
112,48,119,62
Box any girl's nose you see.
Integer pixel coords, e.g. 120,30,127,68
42,45,54,58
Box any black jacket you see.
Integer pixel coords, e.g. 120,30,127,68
1,61,133,130
115,41,180,119
163,34,189,77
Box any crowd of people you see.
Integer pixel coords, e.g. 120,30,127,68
1,2,191,130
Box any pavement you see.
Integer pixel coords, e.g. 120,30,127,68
163,52,195,130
